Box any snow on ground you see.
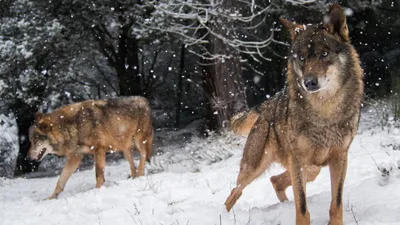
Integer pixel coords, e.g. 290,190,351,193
1,107,400,225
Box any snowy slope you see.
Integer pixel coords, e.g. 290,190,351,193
0,113,19,178
1,108,400,225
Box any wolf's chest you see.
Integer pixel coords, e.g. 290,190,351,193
290,123,353,166
297,122,351,150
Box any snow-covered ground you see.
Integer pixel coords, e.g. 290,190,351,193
1,108,400,225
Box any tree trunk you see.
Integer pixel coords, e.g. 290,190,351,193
175,44,185,128
93,22,142,97
117,25,142,97
202,5,248,130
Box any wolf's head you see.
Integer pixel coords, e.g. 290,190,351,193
27,112,57,161
281,3,353,97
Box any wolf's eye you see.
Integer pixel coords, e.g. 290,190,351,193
299,55,305,61
321,51,329,57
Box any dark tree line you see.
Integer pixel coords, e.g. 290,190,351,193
0,0,399,176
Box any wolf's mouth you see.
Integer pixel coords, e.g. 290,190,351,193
36,148,47,161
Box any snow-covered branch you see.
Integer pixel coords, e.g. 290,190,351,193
145,0,315,62
146,0,286,61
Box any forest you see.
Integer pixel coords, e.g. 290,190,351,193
0,0,399,177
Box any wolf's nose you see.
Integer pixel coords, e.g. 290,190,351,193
303,77,319,91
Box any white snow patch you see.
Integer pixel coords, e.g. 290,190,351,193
1,109,400,224
0,113,19,178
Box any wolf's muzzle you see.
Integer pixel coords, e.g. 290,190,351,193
303,77,319,91
27,148,47,161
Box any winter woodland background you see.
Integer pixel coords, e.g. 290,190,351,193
0,0,399,180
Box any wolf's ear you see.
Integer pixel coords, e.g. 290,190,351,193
324,3,349,41
280,17,304,41
35,112,43,121
37,119,53,132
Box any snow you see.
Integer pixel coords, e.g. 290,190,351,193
1,108,400,225
0,113,19,178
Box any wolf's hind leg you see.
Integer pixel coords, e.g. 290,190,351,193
270,170,291,202
49,154,82,199
134,135,147,176
144,129,154,163
94,148,106,188
270,165,321,202
225,116,273,212
122,149,137,179
305,165,321,182
225,151,275,212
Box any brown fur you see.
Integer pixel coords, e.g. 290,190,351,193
225,4,363,225
27,96,154,199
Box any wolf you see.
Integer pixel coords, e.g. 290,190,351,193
27,96,154,199
225,3,364,225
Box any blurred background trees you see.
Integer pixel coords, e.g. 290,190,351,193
0,0,399,176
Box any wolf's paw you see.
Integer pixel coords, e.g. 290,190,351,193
127,174,137,179
45,194,58,200
224,188,242,212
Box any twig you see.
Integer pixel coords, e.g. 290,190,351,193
350,204,359,225
233,208,237,225
94,190,102,225
246,206,252,225
126,210,139,225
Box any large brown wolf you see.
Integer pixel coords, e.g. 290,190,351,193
27,96,154,199
225,3,363,225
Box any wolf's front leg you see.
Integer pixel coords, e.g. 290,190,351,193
48,154,82,199
289,157,310,225
328,152,348,225
94,148,106,188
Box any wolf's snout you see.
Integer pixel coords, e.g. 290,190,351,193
27,147,47,161
303,77,319,91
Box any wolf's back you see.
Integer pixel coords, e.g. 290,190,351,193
230,107,260,136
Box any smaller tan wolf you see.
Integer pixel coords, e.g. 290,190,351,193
27,96,154,199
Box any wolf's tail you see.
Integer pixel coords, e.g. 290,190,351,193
230,107,260,136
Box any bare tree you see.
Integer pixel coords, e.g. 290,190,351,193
147,0,281,128
200,0,250,129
